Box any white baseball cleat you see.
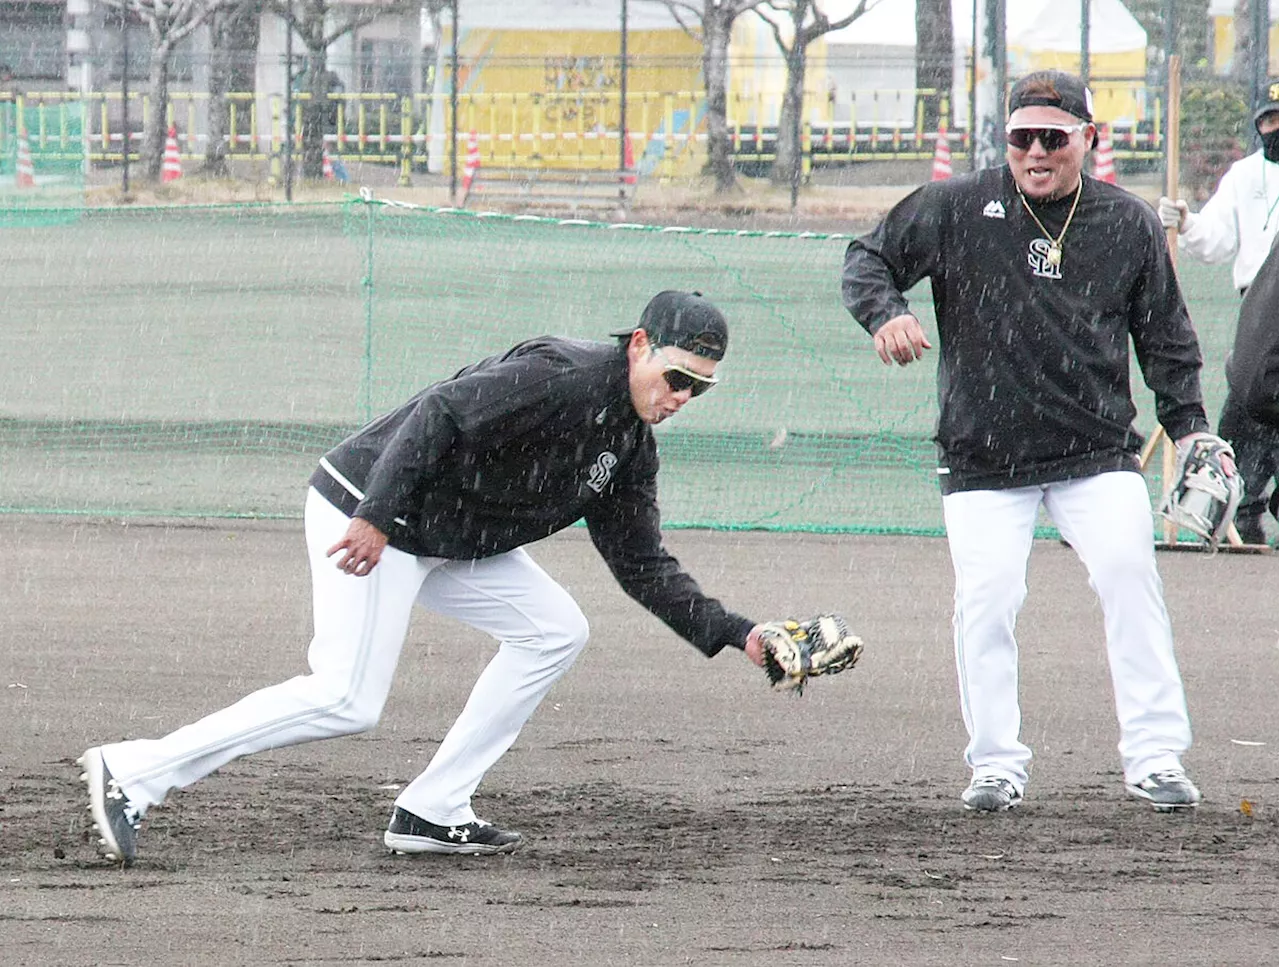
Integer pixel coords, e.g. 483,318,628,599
1126,770,1201,812
962,775,1023,812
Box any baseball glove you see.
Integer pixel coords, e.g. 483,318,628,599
758,613,864,694
1156,434,1243,550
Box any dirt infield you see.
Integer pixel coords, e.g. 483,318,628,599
2,516,1276,967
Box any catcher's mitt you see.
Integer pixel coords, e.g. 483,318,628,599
1156,434,1243,551
758,613,864,694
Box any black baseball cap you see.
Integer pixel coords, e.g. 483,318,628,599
1255,79,1279,127
1008,70,1095,124
612,290,729,360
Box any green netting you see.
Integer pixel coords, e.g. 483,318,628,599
0,199,1241,536
0,102,86,225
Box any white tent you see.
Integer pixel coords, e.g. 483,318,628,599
1208,0,1278,15
956,0,1146,56
826,0,1147,51
825,0,1148,127
825,0,918,46
447,0,684,31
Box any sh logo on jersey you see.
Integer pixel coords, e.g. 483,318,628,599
586,451,618,493
1027,238,1063,279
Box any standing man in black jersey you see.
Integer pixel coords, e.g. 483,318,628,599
77,290,773,866
842,70,1230,814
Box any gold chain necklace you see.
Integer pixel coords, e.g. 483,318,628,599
1018,178,1083,267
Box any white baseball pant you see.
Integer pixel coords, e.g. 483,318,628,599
942,470,1192,793
99,487,590,826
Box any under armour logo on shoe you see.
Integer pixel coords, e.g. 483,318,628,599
447,826,471,842
983,200,1006,219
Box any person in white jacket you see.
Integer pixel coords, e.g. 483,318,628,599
1159,81,1279,546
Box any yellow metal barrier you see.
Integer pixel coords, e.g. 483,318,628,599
12,87,1169,174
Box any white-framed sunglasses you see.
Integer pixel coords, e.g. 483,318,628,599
651,345,719,397
1005,122,1088,152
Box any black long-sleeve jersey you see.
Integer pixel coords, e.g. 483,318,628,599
843,166,1210,493
309,336,754,657
1226,237,1278,427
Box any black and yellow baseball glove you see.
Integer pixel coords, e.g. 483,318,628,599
759,613,864,694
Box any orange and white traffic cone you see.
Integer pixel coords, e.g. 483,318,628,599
161,125,182,183
461,130,480,198
1093,122,1117,184
15,129,34,188
322,147,335,180
931,123,952,181
623,128,637,186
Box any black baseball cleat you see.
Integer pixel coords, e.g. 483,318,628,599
78,747,142,866
384,807,523,855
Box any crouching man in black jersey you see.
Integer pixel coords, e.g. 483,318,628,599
78,290,772,864
842,70,1226,814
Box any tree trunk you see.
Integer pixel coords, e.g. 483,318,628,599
301,51,330,179
771,46,806,187
205,6,259,176
915,0,954,132
703,10,736,193
1228,0,1249,89
144,39,174,181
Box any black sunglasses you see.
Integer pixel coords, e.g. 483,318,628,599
1005,123,1085,152
653,346,718,397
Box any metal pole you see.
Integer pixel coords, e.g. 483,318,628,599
992,0,1006,131
1250,0,1268,151
1163,0,1176,161
619,0,628,174
970,0,978,171
790,59,801,211
449,0,459,203
120,10,129,193
972,0,1007,167
1080,0,1090,90
284,3,293,202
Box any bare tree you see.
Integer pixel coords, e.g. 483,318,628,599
204,1,262,176
643,1,765,194
1123,0,1212,73
266,0,415,180
756,0,878,193
422,0,450,33
100,0,237,181
915,0,953,133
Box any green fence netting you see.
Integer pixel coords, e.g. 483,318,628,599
0,198,1241,535
0,101,86,224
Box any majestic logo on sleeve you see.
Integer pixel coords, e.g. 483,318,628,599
1027,238,1063,279
586,451,618,493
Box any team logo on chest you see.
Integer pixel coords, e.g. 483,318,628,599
586,451,618,493
1027,238,1063,280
